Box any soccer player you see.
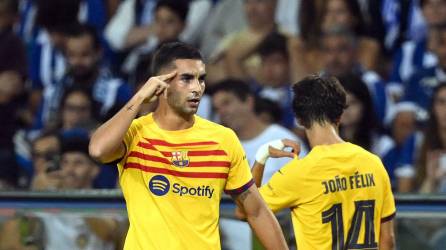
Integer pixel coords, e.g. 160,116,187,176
239,75,396,250
89,42,287,250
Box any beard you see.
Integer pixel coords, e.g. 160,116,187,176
70,66,96,84
166,91,199,117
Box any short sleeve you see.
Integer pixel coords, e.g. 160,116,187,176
224,130,254,195
109,118,141,166
380,163,397,222
259,158,305,213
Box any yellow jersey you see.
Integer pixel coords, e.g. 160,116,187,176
117,114,253,250
260,142,396,250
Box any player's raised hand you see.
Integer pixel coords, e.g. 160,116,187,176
268,139,300,159
137,71,176,103
255,139,300,165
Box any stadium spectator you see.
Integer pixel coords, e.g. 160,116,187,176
211,78,307,185
29,0,79,130
0,0,28,186
387,0,446,101
104,0,211,71
207,0,281,83
29,130,61,190
200,0,300,59
60,24,132,122
338,74,382,153
380,102,426,192
404,23,446,110
320,26,391,124
89,42,288,249
416,83,446,193
53,87,96,132
239,75,396,250
0,0,27,78
1,133,121,250
254,32,295,128
290,0,381,82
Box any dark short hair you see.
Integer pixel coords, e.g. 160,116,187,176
65,24,101,50
61,129,90,156
155,0,189,22
210,78,253,102
292,75,347,128
254,97,282,123
36,0,79,32
151,42,202,75
257,32,289,59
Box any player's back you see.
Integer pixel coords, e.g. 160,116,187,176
260,142,396,250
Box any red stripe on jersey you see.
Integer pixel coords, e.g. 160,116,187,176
136,142,228,157
190,161,231,168
128,151,171,164
187,150,227,156
124,162,228,179
145,138,218,147
128,151,231,168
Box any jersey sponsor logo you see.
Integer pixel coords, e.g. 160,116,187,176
149,175,170,196
171,150,189,167
148,175,214,198
172,183,214,199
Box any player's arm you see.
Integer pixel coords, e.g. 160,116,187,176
232,185,288,250
89,71,176,163
252,139,300,187
379,219,395,250
236,139,300,218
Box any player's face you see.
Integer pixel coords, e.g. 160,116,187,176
59,152,98,189
212,91,251,131
322,35,356,77
340,92,363,127
65,34,100,80
434,87,446,130
154,6,184,42
166,59,206,116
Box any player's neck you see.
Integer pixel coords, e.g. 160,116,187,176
153,106,195,131
306,122,344,148
237,114,267,141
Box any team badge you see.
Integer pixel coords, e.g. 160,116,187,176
171,150,189,167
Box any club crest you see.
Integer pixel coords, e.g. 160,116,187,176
171,150,189,167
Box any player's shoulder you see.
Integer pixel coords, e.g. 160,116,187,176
194,115,235,134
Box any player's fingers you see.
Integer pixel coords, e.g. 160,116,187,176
158,71,177,81
282,139,300,156
268,146,294,158
154,82,169,95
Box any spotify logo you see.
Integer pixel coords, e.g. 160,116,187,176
149,175,170,196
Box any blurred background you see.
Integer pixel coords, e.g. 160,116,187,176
0,0,446,249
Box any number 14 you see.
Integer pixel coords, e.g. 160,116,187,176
322,200,378,250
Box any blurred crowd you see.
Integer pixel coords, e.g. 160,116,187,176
0,0,446,197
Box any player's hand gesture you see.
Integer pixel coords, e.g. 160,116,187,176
255,139,300,165
137,71,177,103
268,139,300,159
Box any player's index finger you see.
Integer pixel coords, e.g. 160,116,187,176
158,71,177,81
